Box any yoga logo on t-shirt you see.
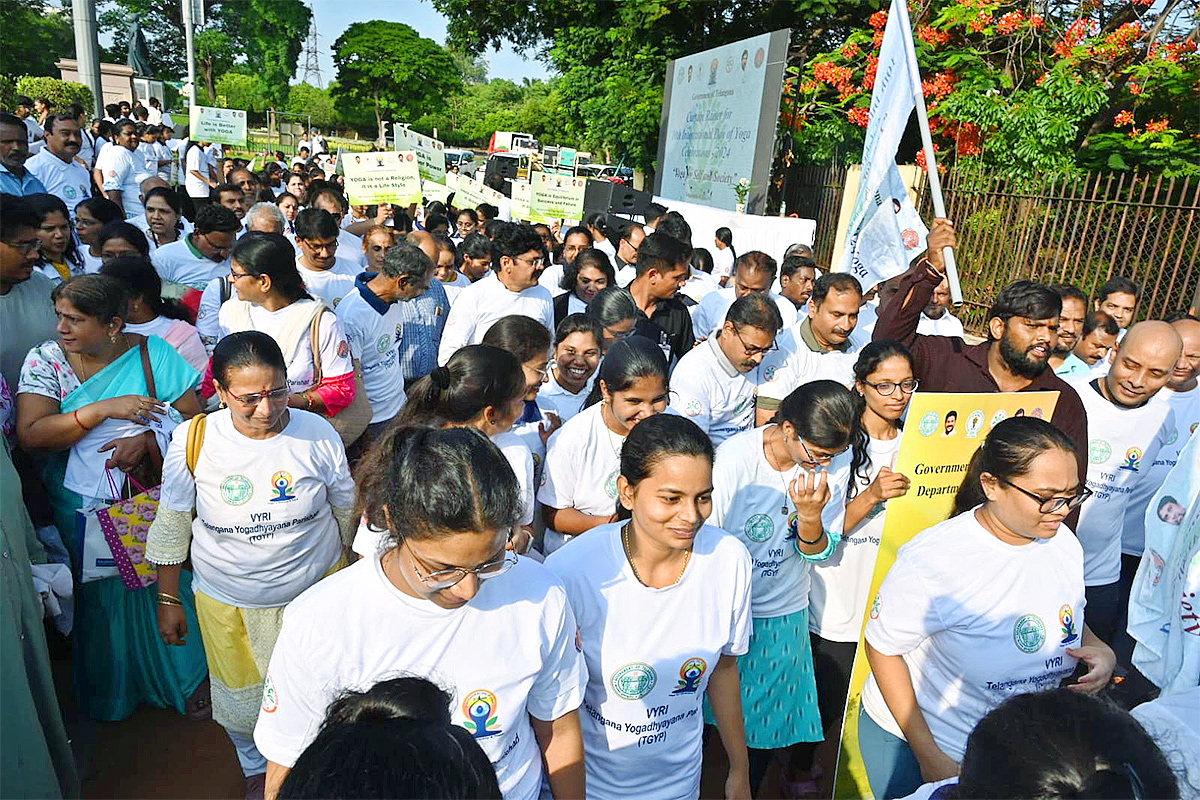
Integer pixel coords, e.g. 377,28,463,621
269,470,296,502
1119,446,1143,472
462,689,502,738
611,662,657,700
1012,613,1046,653
1058,604,1079,646
670,657,708,695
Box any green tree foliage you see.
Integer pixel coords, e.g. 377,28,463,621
211,72,267,113
788,0,1200,176
14,76,94,111
286,83,338,129
331,21,463,143
195,28,234,103
0,1,74,79
432,0,880,174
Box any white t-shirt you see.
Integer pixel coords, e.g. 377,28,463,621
493,431,536,528
756,327,859,406
916,311,965,338
101,144,153,219
440,272,471,306
809,434,902,641
151,237,231,289
711,426,851,618
690,287,797,341
158,409,355,607
437,273,554,364
218,302,352,395
1068,376,1174,585
336,228,366,268
538,263,567,297
543,523,753,800
538,404,624,554
668,336,762,447
254,554,586,800
537,368,594,424
861,509,1085,762
295,257,359,310
336,282,408,424
196,276,229,354
679,268,720,305
1122,384,1199,556
25,149,91,217
712,247,735,281
614,263,636,288
184,145,212,197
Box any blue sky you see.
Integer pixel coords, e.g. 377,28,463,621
298,0,551,86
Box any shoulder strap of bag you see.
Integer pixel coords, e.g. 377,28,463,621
186,413,207,475
139,337,157,399
309,305,326,387
220,276,231,305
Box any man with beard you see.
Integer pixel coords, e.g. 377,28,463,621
915,273,965,338
1049,284,1089,376
26,114,91,217
1065,321,1182,648
875,218,1089,503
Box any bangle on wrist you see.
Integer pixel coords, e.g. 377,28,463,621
157,591,182,604
157,597,183,607
304,392,315,410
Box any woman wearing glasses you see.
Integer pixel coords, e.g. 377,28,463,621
859,416,1113,800
708,380,866,796
540,336,670,554
148,331,356,797
256,425,587,800
808,342,916,774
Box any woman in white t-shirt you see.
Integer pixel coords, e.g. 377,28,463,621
552,248,614,329
74,197,125,273
808,342,915,765
147,331,356,795
860,417,1115,799
391,345,537,553
709,379,866,795
214,233,356,423
538,314,603,424
544,413,754,800
99,257,207,375
255,425,587,800
713,227,736,287
139,186,186,250
539,336,670,554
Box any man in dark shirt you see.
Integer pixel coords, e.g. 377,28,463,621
627,231,694,363
875,219,1090,500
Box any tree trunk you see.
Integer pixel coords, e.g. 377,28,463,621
203,63,216,102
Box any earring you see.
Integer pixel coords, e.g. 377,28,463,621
110,331,118,344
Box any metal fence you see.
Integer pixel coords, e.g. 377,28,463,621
782,163,1199,333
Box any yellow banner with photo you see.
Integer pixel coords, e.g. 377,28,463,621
511,180,553,224
834,390,1061,799
530,172,586,221
453,175,504,211
342,150,421,206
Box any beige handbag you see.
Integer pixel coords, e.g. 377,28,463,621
310,306,373,447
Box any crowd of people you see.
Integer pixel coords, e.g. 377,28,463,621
2,94,1199,800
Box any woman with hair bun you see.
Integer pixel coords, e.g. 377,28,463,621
860,417,1115,799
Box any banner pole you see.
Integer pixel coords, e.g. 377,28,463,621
893,0,963,305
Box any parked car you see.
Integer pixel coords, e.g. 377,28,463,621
445,148,477,174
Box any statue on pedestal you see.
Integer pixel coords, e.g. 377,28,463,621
126,15,153,76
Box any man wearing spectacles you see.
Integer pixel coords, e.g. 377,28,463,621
613,222,644,287
1064,320,1182,650
670,294,782,446
437,222,554,364
294,208,360,310
151,204,241,290
0,194,58,390
691,251,798,340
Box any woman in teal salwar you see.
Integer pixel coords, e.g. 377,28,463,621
16,273,209,722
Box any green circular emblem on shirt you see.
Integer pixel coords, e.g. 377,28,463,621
1012,613,1046,653
604,470,619,499
744,513,775,542
611,662,657,700
220,474,253,506
65,186,77,199
376,334,391,354
919,411,939,437
1088,439,1112,465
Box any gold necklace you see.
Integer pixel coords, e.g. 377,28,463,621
622,522,689,587
71,334,129,382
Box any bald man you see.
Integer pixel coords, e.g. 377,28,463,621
392,229,450,387
1066,320,1183,647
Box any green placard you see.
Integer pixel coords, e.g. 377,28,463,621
530,172,586,220
189,105,247,147
342,150,422,206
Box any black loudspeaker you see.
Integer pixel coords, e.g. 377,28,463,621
609,185,652,217
583,179,615,214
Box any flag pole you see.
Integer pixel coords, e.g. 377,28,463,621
893,0,962,305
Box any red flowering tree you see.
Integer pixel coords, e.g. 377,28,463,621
781,0,1199,175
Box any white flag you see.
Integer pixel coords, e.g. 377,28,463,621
840,2,928,291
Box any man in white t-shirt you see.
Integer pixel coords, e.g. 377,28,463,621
612,223,644,288
151,204,240,290
1068,320,1182,646
25,114,91,217
293,208,359,309
915,274,965,338
101,119,154,219
337,241,434,451
756,272,864,424
776,251,816,314
307,186,366,267
184,140,217,204
670,294,782,446
15,97,43,153
691,251,797,340
438,222,554,364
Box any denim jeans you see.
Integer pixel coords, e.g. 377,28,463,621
858,706,924,800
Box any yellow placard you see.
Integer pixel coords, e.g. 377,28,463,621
835,390,1060,799
511,180,553,224
530,172,586,221
453,175,504,210
422,180,451,204
342,150,421,206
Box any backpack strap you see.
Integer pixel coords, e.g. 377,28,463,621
186,413,207,475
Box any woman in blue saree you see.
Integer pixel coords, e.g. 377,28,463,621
16,274,209,722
